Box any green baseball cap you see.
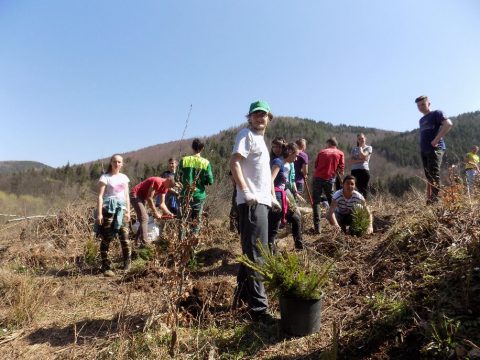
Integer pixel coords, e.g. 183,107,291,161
248,100,271,114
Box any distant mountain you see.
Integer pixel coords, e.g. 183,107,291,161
0,161,52,174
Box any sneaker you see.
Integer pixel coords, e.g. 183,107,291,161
103,269,115,277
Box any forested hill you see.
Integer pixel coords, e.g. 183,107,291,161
1,111,479,198
0,161,51,175
374,110,480,168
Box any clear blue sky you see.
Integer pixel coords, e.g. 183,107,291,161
1,0,479,167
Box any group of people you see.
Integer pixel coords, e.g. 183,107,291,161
95,139,214,277
94,95,460,321
231,100,375,320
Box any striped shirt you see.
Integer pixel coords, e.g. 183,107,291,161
332,189,365,215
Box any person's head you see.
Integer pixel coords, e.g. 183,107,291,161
471,146,479,154
326,137,338,148
357,133,366,147
342,175,356,194
284,142,300,163
107,154,123,174
192,138,205,154
271,136,286,158
415,95,431,115
246,100,273,133
295,138,307,151
163,173,176,188
168,158,178,172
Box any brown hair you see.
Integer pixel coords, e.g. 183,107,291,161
107,154,123,174
326,137,338,147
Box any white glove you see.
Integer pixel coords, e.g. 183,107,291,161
242,189,258,206
271,195,281,211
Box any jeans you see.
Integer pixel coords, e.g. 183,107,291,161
465,169,478,194
312,177,335,232
233,204,269,313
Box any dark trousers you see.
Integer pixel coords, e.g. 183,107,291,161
312,177,335,232
351,169,370,199
233,204,269,313
268,209,303,251
421,149,445,200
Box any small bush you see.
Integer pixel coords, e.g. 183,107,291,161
238,244,333,300
84,237,99,266
350,204,370,236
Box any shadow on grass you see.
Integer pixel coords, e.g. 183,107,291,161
217,318,286,358
26,314,145,347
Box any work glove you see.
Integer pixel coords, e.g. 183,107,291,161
242,189,258,206
271,195,281,211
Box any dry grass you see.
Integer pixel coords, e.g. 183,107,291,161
0,185,479,359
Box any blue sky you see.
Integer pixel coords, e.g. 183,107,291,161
1,0,479,167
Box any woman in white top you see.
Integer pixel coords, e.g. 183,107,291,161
95,154,131,276
350,133,372,199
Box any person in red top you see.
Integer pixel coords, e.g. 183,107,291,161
312,137,345,234
130,176,176,245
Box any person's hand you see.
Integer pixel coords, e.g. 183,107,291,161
242,189,257,206
271,195,281,211
154,212,162,220
367,226,373,234
125,212,131,222
431,139,439,148
161,212,175,219
95,214,103,225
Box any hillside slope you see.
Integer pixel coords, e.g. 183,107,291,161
0,161,52,175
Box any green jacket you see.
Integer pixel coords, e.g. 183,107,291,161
178,154,214,201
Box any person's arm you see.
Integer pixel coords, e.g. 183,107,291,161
431,119,453,147
302,162,308,180
146,187,164,219
96,182,106,225
363,200,374,234
271,165,280,196
230,153,257,205
157,193,173,216
124,184,131,222
338,152,345,175
327,200,341,229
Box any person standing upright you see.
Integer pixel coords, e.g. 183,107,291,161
464,145,480,194
230,100,273,320
312,137,345,234
158,158,180,215
294,138,309,196
178,139,214,235
415,95,453,204
350,133,372,199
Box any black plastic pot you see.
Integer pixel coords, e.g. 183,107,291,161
279,295,323,336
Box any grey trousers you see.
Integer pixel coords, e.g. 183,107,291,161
233,203,269,313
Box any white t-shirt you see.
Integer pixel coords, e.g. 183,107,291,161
232,128,272,206
99,173,130,202
332,189,365,215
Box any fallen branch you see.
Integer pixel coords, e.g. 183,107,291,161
7,215,57,223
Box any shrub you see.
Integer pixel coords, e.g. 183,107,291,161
238,244,332,300
350,204,370,236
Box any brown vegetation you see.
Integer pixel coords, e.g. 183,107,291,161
0,183,479,359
